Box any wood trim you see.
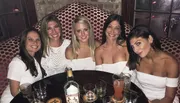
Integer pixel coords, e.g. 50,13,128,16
122,0,134,26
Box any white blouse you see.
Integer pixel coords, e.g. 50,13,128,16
1,55,42,103
41,39,70,77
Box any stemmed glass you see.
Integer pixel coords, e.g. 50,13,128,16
20,83,33,102
124,90,139,103
33,82,47,102
83,83,97,102
95,80,107,99
123,73,131,92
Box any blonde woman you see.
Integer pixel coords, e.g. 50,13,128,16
66,16,100,70
40,15,70,77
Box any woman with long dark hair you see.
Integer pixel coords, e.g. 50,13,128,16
127,25,179,103
95,14,129,74
1,28,46,103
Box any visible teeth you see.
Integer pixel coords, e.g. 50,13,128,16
81,37,86,39
52,35,58,38
109,34,115,37
32,46,38,49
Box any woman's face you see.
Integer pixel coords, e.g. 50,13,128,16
47,21,61,41
74,22,89,43
106,20,121,40
130,36,153,58
25,31,41,56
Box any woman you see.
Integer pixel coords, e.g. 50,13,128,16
127,25,179,103
95,14,129,74
0,28,46,103
66,16,100,70
40,15,70,77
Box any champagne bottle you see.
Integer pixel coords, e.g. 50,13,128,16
64,68,80,103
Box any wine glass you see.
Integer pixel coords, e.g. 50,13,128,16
95,80,107,99
123,73,131,91
83,83,97,102
33,82,47,102
124,90,139,103
20,83,33,102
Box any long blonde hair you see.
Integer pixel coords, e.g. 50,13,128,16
71,16,96,59
40,15,63,56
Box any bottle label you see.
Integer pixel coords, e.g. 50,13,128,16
66,93,79,103
67,70,73,77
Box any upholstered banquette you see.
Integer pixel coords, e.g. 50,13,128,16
0,2,180,99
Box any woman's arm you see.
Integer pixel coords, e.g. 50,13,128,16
7,57,25,97
9,80,20,96
95,47,103,65
65,46,73,59
152,56,179,103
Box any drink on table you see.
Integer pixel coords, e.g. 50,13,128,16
95,80,106,98
111,74,125,103
113,80,124,100
64,67,80,103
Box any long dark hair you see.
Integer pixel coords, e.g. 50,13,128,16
102,14,126,44
127,25,162,70
19,28,46,77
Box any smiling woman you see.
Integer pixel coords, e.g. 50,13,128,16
95,14,130,75
40,15,71,77
0,28,46,103
25,31,41,56
65,16,100,71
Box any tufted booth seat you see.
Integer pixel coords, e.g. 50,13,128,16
0,2,179,99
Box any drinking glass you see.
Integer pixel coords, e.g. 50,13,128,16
112,74,125,101
20,83,34,102
33,82,47,102
95,80,107,99
124,90,139,103
123,73,131,92
83,83,97,102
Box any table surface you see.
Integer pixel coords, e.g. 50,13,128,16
11,70,148,103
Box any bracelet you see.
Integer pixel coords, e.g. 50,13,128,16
111,96,125,103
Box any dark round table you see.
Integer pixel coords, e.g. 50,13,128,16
11,70,148,103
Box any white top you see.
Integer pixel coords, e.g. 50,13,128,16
68,57,96,71
96,61,131,74
41,39,70,77
131,70,179,103
0,55,42,103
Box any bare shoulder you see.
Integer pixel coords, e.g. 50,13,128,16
95,43,104,65
95,40,101,47
162,52,178,65
65,45,73,59
95,44,104,53
161,52,179,77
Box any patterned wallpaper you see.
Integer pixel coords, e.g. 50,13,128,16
34,0,121,21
